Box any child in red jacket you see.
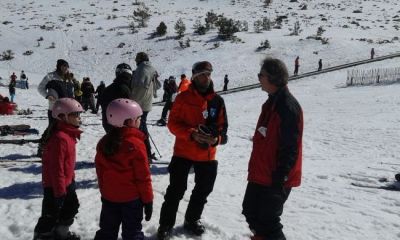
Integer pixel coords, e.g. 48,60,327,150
33,98,83,240
94,98,153,240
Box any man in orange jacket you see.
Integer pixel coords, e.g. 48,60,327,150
177,74,191,93
157,61,228,240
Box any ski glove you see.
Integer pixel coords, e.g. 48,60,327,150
271,171,287,192
54,195,66,209
144,202,153,221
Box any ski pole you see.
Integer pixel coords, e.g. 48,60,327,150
148,132,162,158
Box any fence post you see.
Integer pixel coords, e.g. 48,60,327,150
377,75,380,84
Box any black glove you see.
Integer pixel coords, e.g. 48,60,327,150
144,202,153,221
271,171,287,193
54,195,66,210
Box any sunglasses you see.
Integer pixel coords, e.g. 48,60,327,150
69,112,81,117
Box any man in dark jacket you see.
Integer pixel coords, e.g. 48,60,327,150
95,81,106,113
81,77,96,113
98,63,132,133
242,57,303,240
156,76,177,126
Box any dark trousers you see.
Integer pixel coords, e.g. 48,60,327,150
94,198,144,240
37,110,57,156
160,100,172,121
139,111,152,157
294,65,299,75
242,182,291,240
34,183,79,234
159,156,218,227
223,83,228,91
82,95,96,112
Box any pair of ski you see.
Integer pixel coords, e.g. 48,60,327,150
351,174,400,191
0,124,39,136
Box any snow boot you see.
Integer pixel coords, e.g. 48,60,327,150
156,119,167,126
53,225,80,240
157,225,172,240
183,220,205,236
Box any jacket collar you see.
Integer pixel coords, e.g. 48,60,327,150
120,127,146,140
56,121,83,140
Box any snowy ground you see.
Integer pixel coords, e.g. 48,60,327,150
1,0,400,239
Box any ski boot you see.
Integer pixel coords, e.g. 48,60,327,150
395,173,400,182
183,220,205,236
157,225,172,240
156,118,167,126
53,225,80,240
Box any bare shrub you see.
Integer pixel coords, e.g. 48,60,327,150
1,50,15,60
133,3,151,27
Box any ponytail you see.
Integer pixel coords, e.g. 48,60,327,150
102,127,123,157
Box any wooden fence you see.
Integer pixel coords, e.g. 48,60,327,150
347,67,400,86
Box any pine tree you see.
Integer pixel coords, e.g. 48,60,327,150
156,21,167,36
174,18,186,39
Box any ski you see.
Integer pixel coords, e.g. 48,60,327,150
0,159,41,164
151,161,170,165
0,139,41,144
351,182,400,191
0,124,39,136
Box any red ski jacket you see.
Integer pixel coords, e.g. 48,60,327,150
168,83,228,161
95,127,153,203
42,121,82,197
248,86,303,187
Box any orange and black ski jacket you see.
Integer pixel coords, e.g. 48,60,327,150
168,84,228,161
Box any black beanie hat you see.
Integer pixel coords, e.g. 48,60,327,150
192,61,213,74
56,59,69,69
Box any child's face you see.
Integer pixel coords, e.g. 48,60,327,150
66,112,82,127
126,116,141,128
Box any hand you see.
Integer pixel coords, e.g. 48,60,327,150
144,202,153,221
271,171,286,193
47,96,56,101
54,195,66,209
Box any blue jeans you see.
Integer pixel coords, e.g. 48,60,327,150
10,93,15,103
94,198,144,240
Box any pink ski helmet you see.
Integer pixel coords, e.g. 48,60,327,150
52,98,84,120
106,98,143,127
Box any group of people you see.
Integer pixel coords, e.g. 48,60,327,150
6,71,28,103
33,56,303,240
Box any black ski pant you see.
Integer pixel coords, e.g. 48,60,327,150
34,182,79,235
82,95,96,112
159,156,218,228
160,99,173,121
139,111,152,158
37,110,57,156
94,198,144,240
242,182,291,240
223,83,228,91
294,65,299,75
